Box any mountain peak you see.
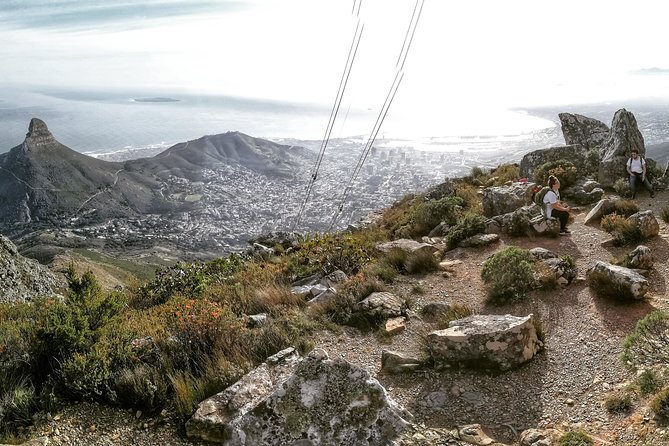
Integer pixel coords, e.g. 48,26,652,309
24,118,56,149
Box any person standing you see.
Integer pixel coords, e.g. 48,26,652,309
627,148,654,198
544,175,571,235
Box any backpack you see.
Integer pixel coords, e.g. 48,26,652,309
533,186,551,215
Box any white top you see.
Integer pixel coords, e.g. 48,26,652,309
543,190,559,219
628,157,645,174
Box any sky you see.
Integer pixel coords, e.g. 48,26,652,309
1,0,669,139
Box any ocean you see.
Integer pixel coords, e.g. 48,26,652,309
0,85,562,157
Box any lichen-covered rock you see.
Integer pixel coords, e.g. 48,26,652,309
529,247,557,260
598,109,647,188
519,145,586,181
427,314,542,371
627,210,659,240
624,245,654,270
541,257,577,287
583,198,618,224
376,239,437,256
381,350,423,374
186,348,410,445
559,112,610,150
356,292,406,319
562,179,604,205
489,206,560,238
0,234,62,303
520,427,560,446
481,182,536,217
458,233,499,248
586,260,649,299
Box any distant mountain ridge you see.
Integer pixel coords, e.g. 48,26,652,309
0,119,312,232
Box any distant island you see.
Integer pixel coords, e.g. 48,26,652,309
132,97,180,103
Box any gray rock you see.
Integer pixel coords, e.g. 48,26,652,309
627,210,659,239
586,260,649,299
376,239,437,256
0,234,61,303
427,314,542,371
306,287,337,306
458,233,499,248
356,292,406,319
598,109,647,188
559,112,610,150
624,245,654,270
381,350,423,374
583,198,617,224
562,179,604,205
481,182,535,217
247,313,268,327
186,348,409,445
520,428,560,446
529,247,557,260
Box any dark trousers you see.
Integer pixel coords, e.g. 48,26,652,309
629,173,653,196
552,209,569,230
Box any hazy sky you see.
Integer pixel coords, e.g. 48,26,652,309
1,0,668,137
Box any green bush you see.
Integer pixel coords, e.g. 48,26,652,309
638,369,661,396
533,160,579,188
584,147,600,177
650,386,669,419
611,200,639,218
400,196,464,238
431,304,474,330
613,178,632,198
603,392,633,413
558,430,594,446
481,246,536,301
621,310,669,368
112,365,170,411
601,213,642,246
135,261,210,307
446,213,487,249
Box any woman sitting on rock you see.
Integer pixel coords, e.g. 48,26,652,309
543,175,571,235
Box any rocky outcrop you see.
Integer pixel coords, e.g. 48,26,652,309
186,348,409,445
381,350,423,374
0,234,61,303
559,112,610,150
519,145,586,181
481,182,535,217
598,109,646,188
586,261,649,300
356,292,406,320
457,233,499,248
427,314,542,371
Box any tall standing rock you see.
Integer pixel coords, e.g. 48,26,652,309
559,113,610,150
598,109,646,188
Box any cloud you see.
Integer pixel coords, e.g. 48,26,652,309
630,67,669,75
0,0,249,31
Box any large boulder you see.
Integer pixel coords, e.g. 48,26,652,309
586,261,649,299
427,314,542,371
376,239,437,256
561,179,605,205
186,348,409,445
583,198,618,224
0,235,62,303
559,112,610,150
488,206,560,238
481,182,535,217
356,292,406,320
519,145,586,181
628,210,660,240
624,245,654,270
598,109,647,188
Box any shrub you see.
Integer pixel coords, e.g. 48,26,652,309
59,347,112,400
382,247,408,272
661,205,669,223
405,250,440,274
481,246,536,302
433,304,474,330
411,284,426,295
249,285,304,316
370,262,399,283
446,213,487,249
135,262,209,307
0,375,37,433
603,392,633,413
312,274,386,326
638,369,661,396
558,430,594,446
601,213,642,246
621,310,669,368
584,147,600,177
112,365,170,411
611,200,639,218
534,160,579,188
404,196,465,237
650,386,669,419
613,178,632,198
